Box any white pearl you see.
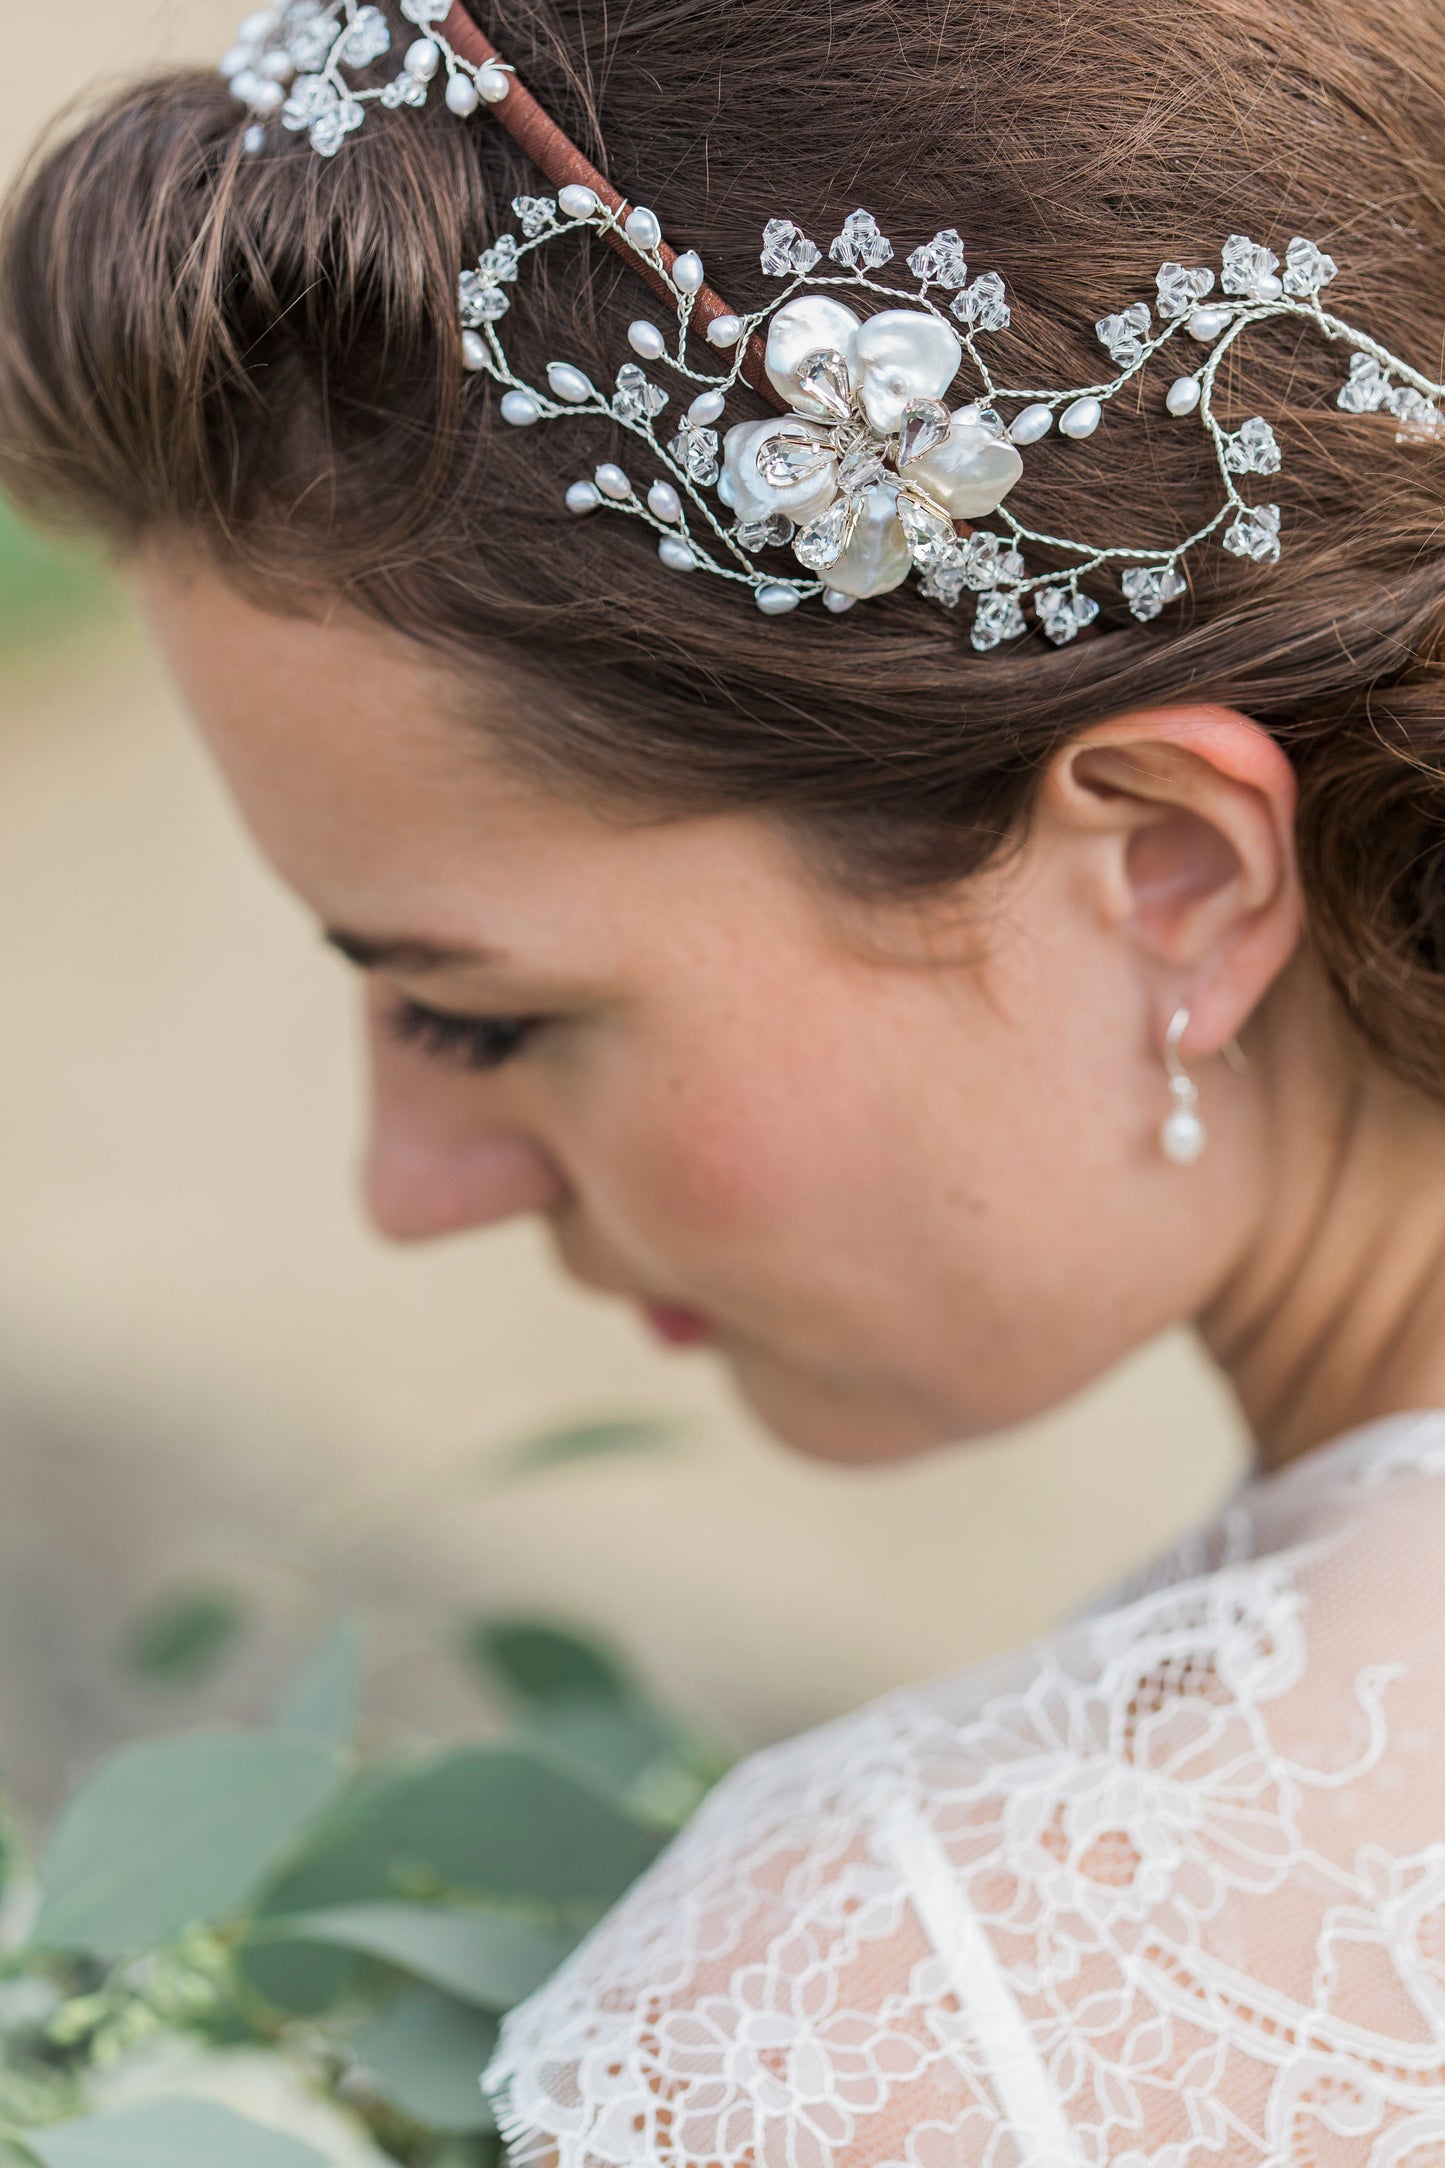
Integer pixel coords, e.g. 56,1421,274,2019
546,362,593,403
624,206,662,252
461,332,487,373
1060,397,1102,440
239,9,279,40
716,473,736,508
405,37,440,79
221,45,254,78
905,410,1023,519
852,309,963,436
477,64,511,103
499,389,539,424
558,184,599,219
706,314,743,349
258,49,294,80
1255,273,1283,301
1165,375,1202,416
822,589,858,613
756,583,802,614
445,73,480,116
763,295,861,411
595,462,632,500
565,480,601,514
250,78,285,113
1187,305,1231,342
658,536,695,571
687,389,726,426
647,480,682,522
230,69,262,103
242,124,266,154
672,251,705,294
1160,1107,1207,1166
1008,402,1054,445
627,320,667,361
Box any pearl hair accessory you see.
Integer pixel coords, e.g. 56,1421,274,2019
226,3,1445,638
1160,1007,1207,1167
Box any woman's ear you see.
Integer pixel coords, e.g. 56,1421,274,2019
1038,706,1305,1054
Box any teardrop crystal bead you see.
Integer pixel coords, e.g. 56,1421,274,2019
795,348,854,423
793,493,861,572
834,439,885,494
897,397,952,467
895,489,957,569
756,426,834,488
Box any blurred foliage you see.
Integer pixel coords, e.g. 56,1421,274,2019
496,1415,679,1480
0,1616,726,2166
0,503,111,654
120,1591,248,1691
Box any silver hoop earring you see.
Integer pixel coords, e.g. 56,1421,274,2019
1160,1007,1207,1167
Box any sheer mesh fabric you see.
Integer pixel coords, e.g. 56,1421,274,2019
485,1412,1445,2165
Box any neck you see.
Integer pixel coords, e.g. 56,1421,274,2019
1199,954,1445,1470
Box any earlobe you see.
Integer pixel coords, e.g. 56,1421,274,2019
1044,705,1305,1055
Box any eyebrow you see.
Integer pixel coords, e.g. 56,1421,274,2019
325,928,504,975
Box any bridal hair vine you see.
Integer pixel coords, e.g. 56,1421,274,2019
225,1,1445,643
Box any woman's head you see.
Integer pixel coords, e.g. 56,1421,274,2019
2,0,1443,1458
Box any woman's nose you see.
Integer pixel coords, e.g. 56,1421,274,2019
362,1007,566,1242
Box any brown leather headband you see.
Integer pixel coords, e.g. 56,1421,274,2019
440,3,781,407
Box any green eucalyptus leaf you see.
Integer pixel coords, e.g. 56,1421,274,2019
272,1625,364,1749
120,1587,248,1689
499,1417,677,1480
463,1619,635,1710
20,2101,327,2167
254,1902,577,2009
252,1745,663,1918
354,1987,498,2134
33,1734,347,1956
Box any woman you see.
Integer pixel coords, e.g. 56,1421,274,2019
4,0,1445,2155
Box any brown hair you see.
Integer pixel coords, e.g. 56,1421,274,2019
2,0,1443,1088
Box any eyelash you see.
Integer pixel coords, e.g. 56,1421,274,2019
386,998,543,1073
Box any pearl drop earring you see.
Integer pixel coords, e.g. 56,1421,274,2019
1160,1007,1207,1166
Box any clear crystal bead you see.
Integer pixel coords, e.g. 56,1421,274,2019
1337,354,1392,413
1121,564,1188,621
793,494,861,572
339,5,390,67
827,209,894,272
834,440,885,494
477,236,520,284
760,218,823,278
971,593,1028,650
919,548,970,607
285,15,335,69
1389,386,1444,439
1035,586,1101,645
457,271,510,325
1155,262,1216,318
907,228,969,289
1095,303,1152,369
281,73,334,129
1223,415,1282,475
1222,503,1282,562
731,513,796,553
951,272,1010,333
380,71,427,105
897,399,952,467
1283,236,1338,297
309,97,364,154
512,195,557,239
1221,234,1281,298
796,349,854,423
954,530,1026,591
667,421,721,487
756,428,833,489
612,363,668,423
895,491,957,571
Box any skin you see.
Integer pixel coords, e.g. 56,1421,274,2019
138,551,1445,1471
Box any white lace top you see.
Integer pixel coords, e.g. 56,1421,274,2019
485,1411,1445,2165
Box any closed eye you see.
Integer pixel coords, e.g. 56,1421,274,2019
385,996,544,1073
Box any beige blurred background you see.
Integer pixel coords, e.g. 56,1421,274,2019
0,1,1246,1824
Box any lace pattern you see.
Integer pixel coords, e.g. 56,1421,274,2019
486,1413,1445,2165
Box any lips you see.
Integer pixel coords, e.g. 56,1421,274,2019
642,1303,715,1348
